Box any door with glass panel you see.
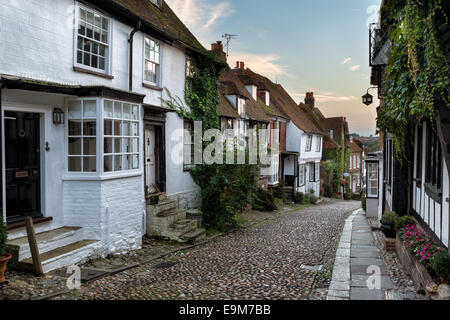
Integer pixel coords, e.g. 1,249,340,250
145,125,157,193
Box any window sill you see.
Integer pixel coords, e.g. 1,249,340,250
62,171,143,181
73,66,114,80
143,83,163,91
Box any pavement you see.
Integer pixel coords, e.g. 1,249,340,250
327,209,395,300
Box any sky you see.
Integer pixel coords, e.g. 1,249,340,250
166,0,382,136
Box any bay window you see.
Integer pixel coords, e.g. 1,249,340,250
76,5,110,73
68,100,97,172
67,99,141,175
305,135,312,152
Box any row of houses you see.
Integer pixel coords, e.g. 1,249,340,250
0,0,364,272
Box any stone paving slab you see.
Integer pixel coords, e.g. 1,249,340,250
351,258,384,266
350,264,389,276
350,287,383,300
351,275,395,289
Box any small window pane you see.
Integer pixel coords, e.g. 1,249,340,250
83,120,96,136
122,155,130,171
114,138,121,153
114,102,122,118
83,100,97,118
122,138,130,153
69,120,82,136
122,121,130,136
131,138,139,153
68,101,82,119
114,155,122,171
68,157,82,172
69,138,82,155
104,119,113,136
132,155,139,169
104,137,113,154
131,122,138,136
114,120,121,136
83,157,96,172
132,105,139,120
104,155,113,172
104,100,113,118
123,104,131,120
83,138,96,155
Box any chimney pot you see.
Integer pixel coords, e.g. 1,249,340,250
236,61,240,69
240,61,245,69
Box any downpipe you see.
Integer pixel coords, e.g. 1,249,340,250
128,20,142,92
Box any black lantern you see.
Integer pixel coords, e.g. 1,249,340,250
53,108,64,125
362,93,373,106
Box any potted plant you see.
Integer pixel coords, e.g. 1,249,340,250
0,214,11,283
380,211,398,238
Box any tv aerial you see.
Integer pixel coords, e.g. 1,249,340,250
222,34,237,57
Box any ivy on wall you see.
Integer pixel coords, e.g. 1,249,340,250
377,0,449,158
163,52,260,231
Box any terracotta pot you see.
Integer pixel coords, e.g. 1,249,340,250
0,254,12,283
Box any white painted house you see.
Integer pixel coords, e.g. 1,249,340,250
0,0,207,272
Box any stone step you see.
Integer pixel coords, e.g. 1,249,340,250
146,192,167,204
7,226,83,261
180,229,206,243
17,240,101,274
170,219,197,234
148,199,178,216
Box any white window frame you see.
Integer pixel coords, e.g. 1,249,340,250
74,4,113,75
367,163,379,198
305,135,312,152
143,36,162,86
315,162,320,182
64,98,142,179
315,136,321,152
183,120,195,171
103,99,141,174
298,163,305,186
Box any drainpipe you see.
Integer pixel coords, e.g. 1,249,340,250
128,20,142,92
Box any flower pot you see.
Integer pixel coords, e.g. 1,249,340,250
380,220,396,238
0,254,12,283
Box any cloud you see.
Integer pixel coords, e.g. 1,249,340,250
228,52,292,80
295,91,357,103
342,57,352,65
166,0,234,44
348,65,361,71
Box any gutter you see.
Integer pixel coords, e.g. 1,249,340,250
129,20,142,92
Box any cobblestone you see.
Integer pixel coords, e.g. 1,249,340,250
53,200,360,300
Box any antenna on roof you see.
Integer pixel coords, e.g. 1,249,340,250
222,34,237,57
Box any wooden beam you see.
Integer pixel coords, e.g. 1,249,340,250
25,217,44,276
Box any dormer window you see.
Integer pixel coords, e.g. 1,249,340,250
75,5,111,74
237,98,246,117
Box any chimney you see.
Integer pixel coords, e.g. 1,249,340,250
304,92,315,110
210,41,226,62
239,61,245,69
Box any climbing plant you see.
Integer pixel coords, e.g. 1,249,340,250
162,52,260,231
377,0,449,158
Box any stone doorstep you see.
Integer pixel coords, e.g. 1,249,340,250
18,240,100,274
7,227,83,261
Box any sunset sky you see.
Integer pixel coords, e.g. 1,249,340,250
166,0,382,136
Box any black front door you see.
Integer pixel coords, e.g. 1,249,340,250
5,111,41,223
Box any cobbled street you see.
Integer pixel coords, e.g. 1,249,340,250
55,200,360,300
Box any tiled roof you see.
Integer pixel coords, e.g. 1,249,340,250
322,117,349,144
109,0,206,53
218,94,239,119
218,67,270,122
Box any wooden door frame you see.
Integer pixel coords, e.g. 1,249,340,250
144,121,166,194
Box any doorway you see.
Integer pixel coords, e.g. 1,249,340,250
144,124,165,194
4,111,41,223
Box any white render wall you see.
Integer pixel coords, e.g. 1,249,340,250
1,0,199,243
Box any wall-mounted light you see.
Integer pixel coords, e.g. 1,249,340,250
53,108,64,125
362,87,378,106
